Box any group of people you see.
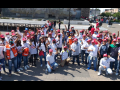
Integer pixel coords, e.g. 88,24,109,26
0,20,120,81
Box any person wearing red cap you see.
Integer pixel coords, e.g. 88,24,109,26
98,54,115,76
46,49,58,73
60,46,70,67
87,40,98,71
92,30,98,39
56,33,62,52
96,21,99,28
0,35,6,45
78,30,83,40
11,30,15,34
108,39,119,71
98,39,108,66
5,32,11,44
91,25,95,35
111,31,119,44
71,38,80,65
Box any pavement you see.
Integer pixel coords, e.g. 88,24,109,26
1,23,120,81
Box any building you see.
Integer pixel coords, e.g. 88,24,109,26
89,9,100,17
104,8,118,13
1,8,90,19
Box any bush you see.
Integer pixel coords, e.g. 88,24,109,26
1,17,10,19
38,19,42,21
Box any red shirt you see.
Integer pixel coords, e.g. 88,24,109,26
96,27,99,31
49,23,51,26
101,19,103,21
96,19,98,21
94,39,102,45
91,28,95,35
96,22,99,27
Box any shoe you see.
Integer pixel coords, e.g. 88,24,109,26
24,66,27,70
116,73,119,75
98,73,101,76
19,68,23,71
87,67,90,70
26,65,30,68
94,69,96,71
40,64,42,67
15,72,19,74
17,69,20,72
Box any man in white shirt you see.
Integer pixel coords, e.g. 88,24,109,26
46,49,58,73
60,46,69,67
56,33,62,52
71,38,80,66
87,40,98,71
98,54,115,76
50,28,55,38
92,30,98,39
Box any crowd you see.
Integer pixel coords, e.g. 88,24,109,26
0,20,120,81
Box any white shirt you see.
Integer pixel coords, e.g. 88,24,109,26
38,43,46,52
88,45,98,57
81,39,87,50
118,49,120,56
100,57,115,68
71,42,81,55
60,50,69,60
46,53,55,64
0,46,4,59
55,37,62,48
43,28,47,36
17,46,22,53
84,43,91,53
92,34,98,39
49,43,57,54
5,37,10,44
29,42,37,54
52,32,55,37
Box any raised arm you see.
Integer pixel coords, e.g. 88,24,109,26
117,31,119,38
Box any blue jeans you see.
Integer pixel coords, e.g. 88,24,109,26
0,58,6,72
81,50,86,63
88,56,97,70
17,54,22,68
40,52,47,65
36,48,38,59
85,53,89,64
73,55,80,65
116,60,120,73
47,62,58,73
69,50,72,57
8,57,17,74
54,54,58,62
23,56,28,67
110,57,117,70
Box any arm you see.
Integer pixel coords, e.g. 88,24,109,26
117,31,119,38
47,61,53,69
100,59,104,67
108,56,115,62
76,30,79,37
16,27,23,37
55,48,58,55
65,25,68,31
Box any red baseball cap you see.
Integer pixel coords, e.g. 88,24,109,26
103,39,106,42
99,33,102,36
38,30,41,32
112,33,116,35
87,39,91,42
57,29,60,33
31,31,35,35
48,32,52,35
97,34,100,38
58,33,61,36
103,54,107,57
12,33,16,36
82,34,86,37
94,30,98,32
30,36,34,39
80,30,83,33
6,32,9,35
91,40,95,43
113,39,117,42
22,38,26,41
1,34,5,38
52,39,56,42
63,46,67,49
118,37,120,40
74,38,78,42
41,32,44,35
49,49,53,52
27,35,30,38
105,37,109,40
11,30,14,33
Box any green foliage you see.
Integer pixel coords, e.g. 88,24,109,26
0,17,10,19
100,12,111,17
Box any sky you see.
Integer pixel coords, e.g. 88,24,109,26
91,8,111,13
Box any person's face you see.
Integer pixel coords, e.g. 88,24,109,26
41,38,44,42
83,36,86,39
118,39,120,43
67,32,69,36
75,40,78,44
103,41,106,45
113,41,116,45
92,42,95,46
113,35,116,38
50,30,53,33
49,52,52,55
87,41,90,44
64,48,67,51
70,33,73,36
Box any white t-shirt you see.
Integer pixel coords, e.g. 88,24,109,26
49,44,57,54
38,43,46,52
118,49,120,56
92,34,98,39
5,37,10,44
46,53,55,64
17,46,22,53
52,32,55,37
60,50,69,60
84,43,91,53
88,45,98,57
29,42,37,54
81,39,87,50
55,37,62,48
43,28,47,36
0,46,4,59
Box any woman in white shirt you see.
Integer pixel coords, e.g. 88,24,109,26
29,36,37,66
38,37,47,67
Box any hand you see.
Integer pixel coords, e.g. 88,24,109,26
50,67,53,70
108,55,110,58
16,27,19,30
73,50,75,52
103,66,106,69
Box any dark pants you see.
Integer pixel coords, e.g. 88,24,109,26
85,53,89,64
59,24,60,29
73,55,80,65
54,24,56,27
30,54,37,66
110,57,117,70
0,58,6,72
81,50,86,63
98,55,103,67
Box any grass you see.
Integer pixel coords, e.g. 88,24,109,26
12,17,14,19
0,17,10,19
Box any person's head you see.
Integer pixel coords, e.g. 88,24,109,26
91,40,95,46
102,39,106,45
24,30,27,35
82,34,86,40
11,30,15,34
80,30,83,35
52,39,56,44
6,32,10,38
40,37,44,43
70,32,73,36
45,36,48,41
30,36,34,42
57,29,60,33
71,27,74,30
49,49,53,55
113,39,117,45
97,34,100,40
27,35,30,39
9,38,14,45
105,30,108,34
118,37,120,43
48,32,52,37
22,38,27,43
50,29,53,33
74,38,78,44
112,33,116,38
63,46,67,51
87,39,91,44
99,33,102,38
103,54,108,60
30,31,35,36
12,33,17,40
66,31,70,36
1,34,5,41
94,30,98,34
58,33,61,38
16,40,22,46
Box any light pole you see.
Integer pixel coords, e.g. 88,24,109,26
68,8,71,30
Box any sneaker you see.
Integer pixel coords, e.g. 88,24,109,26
87,67,90,70
24,66,27,70
17,69,20,72
98,73,101,76
26,65,30,68
116,73,119,75
19,68,23,71
40,64,43,67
